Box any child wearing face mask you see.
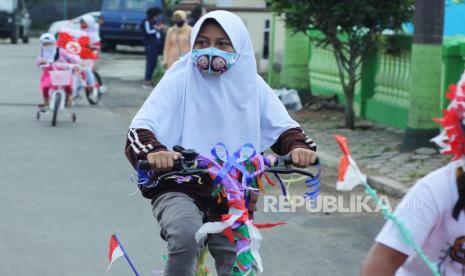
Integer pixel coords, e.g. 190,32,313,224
77,15,99,94
79,15,101,54
163,10,192,69
37,33,81,110
125,11,318,276
141,6,164,89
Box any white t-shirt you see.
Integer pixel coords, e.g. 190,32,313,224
376,160,465,275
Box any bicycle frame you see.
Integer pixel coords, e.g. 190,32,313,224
48,88,66,112
37,64,77,126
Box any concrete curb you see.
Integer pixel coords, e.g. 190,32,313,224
318,150,408,198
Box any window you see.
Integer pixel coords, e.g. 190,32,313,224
125,0,157,11
263,19,270,59
0,0,17,12
105,0,120,10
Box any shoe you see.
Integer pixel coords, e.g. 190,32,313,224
38,104,48,112
99,85,107,94
142,84,153,90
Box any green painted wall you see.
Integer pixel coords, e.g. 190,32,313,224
441,37,465,108
280,28,310,91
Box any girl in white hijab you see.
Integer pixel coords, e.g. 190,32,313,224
80,15,101,46
125,11,317,275
78,15,100,95
36,33,81,109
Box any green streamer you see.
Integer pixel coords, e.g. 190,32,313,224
361,180,440,275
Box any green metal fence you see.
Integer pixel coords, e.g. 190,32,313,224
306,32,465,129
364,37,412,128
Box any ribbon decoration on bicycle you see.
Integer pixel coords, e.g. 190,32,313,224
136,143,321,276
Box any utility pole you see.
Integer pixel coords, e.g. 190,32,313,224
267,13,276,86
402,0,444,151
63,0,68,20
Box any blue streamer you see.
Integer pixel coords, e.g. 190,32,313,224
274,173,287,196
305,164,321,203
210,143,256,186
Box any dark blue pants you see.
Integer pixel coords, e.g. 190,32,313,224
144,44,160,82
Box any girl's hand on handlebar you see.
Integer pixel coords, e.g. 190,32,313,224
72,65,81,73
289,148,317,168
147,151,182,172
38,59,48,66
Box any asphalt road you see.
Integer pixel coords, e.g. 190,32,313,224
0,39,387,276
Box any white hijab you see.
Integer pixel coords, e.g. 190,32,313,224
130,10,298,156
81,15,100,44
39,33,57,63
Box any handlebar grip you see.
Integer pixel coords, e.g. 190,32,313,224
279,155,320,166
313,157,320,166
173,159,182,170
137,158,182,171
282,155,292,166
138,160,150,170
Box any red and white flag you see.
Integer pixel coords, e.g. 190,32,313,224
335,135,367,191
107,234,124,272
106,234,140,275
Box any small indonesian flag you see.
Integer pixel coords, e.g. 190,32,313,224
335,135,367,191
106,234,140,275
107,234,124,272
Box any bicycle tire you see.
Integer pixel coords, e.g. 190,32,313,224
86,71,103,105
51,93,61,127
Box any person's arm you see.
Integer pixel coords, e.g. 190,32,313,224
36,56,46,67
270,127,317,166
125,128,181,172
361,243,408,276
270,127,316,155
163,28,173,68
91,40,101,51
183,26,193,53
362,179,440,275
125,128,167,168
144,20,157,35
62,50,81,64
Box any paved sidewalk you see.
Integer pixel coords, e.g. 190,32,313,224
294,110,450,197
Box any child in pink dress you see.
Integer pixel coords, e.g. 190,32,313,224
37,33,81,110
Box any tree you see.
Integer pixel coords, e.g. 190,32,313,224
268,0,414,129
163,0,180,16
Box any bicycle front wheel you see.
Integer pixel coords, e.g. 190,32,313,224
51,93,61,127
86,71,103,105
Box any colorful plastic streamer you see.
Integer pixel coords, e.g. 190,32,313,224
137,143,321,275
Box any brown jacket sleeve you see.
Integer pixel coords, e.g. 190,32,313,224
125,128,168,169
270,127,317,155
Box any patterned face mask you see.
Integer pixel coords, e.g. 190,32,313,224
191,47,237,76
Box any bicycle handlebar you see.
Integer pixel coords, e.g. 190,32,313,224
136,146,319,180
138,159,181,171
